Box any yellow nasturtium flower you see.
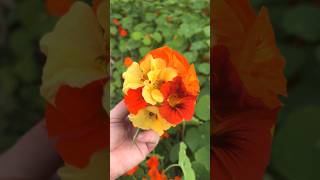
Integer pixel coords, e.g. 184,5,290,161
40,1,107,103
129,106,173,135
122,62,144,93
58,150,107,180
122,54,177,105
142,56,177,105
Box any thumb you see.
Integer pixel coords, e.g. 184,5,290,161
110,100,129,123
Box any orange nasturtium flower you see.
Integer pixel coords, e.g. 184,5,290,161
212,0,287,179
126,166,139,176
40,1,108,179
147,156,160,169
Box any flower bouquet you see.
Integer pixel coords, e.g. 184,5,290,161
122,46,200,136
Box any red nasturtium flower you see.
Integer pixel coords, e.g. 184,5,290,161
126,166,139,176
148,168,167,180
212,0,287,179
45,79,108,168
124,57,134,67
118,26,128,37
113,18,120,25
147,156,159,169
159,77,197,124
124,87,148,114
45,0,75,17
161,131,170,139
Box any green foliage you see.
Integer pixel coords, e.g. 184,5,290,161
178,142,196,180
0,0,58,152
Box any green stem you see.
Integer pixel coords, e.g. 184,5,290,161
132,128,141,144
164,164,181,174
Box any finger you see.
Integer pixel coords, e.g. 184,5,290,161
110,100,128,122
136,130,160,145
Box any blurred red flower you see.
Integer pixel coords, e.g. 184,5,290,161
45,78,108,168
113,18,120,25
118,26,128,37
126,166,139,176
146,156,159,169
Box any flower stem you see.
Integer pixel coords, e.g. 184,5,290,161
132,128,140,144
164,164,181,174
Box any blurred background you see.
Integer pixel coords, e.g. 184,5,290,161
251,0,320,179
0,0,319,179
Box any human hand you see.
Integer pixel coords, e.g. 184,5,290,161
110,100,160,179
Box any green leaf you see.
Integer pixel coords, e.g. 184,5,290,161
272,106,320,180
192,162,210,180
139,47,151,57
152,32,162,43
131,31,143,41
178,142,196,180
195,94,210,121
194,145,210,171
185,122,210,152
197,63,210,75
170,143,180,163
191,41,207,51
184,51,198,64
282,5,320,42
203,25,210,37
142,36,152,46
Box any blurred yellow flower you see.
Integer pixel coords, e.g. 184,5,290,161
40,1,107,103
129,106,173,135
58,150,107,180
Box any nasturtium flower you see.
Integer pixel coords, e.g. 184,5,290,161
58,150,107,180
142,57,177,105
123,54,177,105
126,166,139,176
213,0,287,109
40,1,107,103
159,77,197,125
41,0,108,170
146,156,159,169
124,87,148,114
128,106,173,135
212,0,288,179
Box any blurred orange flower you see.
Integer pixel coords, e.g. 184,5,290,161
213,0,287,109
124,57,134,67
212,0,287,179
147,156,159,169
126,166,139,176
113,18,120,25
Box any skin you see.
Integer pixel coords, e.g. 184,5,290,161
110,100,160,179
0,121,62,180
0,100,159,180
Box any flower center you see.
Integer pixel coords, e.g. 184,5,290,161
168,95,182,108
152,80,163,89
148,112,157,120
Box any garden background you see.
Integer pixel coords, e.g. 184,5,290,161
0,0,319,179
